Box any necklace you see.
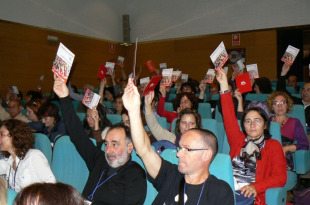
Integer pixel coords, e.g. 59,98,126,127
274,116,288,127
88,169,117,201
183,180,206,205
8,160,21,191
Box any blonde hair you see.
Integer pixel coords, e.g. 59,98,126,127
0,177,8,205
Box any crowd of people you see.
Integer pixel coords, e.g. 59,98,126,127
0,60,309,205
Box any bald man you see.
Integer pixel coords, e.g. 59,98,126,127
0,100,28,122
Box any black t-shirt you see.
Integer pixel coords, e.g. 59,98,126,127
148,159,234,205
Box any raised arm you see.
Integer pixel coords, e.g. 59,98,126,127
99,78,106,104
145,91,176,143
122,79,162,179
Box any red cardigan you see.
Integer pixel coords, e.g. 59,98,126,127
221,92,287,205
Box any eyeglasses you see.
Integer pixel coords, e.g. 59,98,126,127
244,119,263,125
272,101,287,106
176,146,208,152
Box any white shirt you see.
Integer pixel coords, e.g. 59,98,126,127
0,149,56,192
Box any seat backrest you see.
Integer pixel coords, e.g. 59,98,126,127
245,94,269,102
198,103,212,119
168,93,177,102
103,101,112,108
72,100,80,111
131,148,158,205
76,112,86,122
287,104,307,133
169,87,177,94
51,135,89,193
164,102,174,112
211,94,219,101
33,133,52,165
106,114,122,125
7,188,17,205
156,116,169,130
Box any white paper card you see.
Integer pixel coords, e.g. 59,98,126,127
281,45,300,65
246,64,259,79
210,41,229,70
52,43,75,82
161,68,173,86
204,69,216,83
82,89,101,109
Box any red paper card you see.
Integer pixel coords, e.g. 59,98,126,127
142,75,162,97
98,64,107,80
145,60,156,73
235,72,253,94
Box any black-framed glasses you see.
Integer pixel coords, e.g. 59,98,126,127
176,146,208,152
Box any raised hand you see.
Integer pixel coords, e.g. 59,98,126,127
215,68,229,91
159,84,167,98
144,91,154,114
53,75,69,98
234,89,243,102
122,78,141,112
281,63,291,76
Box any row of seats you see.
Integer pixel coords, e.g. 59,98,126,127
30,132,300,205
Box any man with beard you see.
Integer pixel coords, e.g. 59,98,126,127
122,78,233,205
53,76,146,205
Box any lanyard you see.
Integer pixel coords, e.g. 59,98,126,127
183,180,206,205
88,169,117,201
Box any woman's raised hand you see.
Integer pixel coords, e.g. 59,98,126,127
53,75,69,98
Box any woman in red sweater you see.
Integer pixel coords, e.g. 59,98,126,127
216,68,287,205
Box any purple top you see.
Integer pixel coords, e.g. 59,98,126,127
281,117,309,150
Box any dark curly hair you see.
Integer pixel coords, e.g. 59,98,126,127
14,182,84,205
253,77,273,94
241,107,271,140
175,109,202,136
173,92,199,111
1,119,34,159
37,102,61,123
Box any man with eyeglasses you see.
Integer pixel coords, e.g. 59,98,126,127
0,100,27,122
123,78,233,205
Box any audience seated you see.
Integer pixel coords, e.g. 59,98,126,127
0,100,27,122
14,182,84,205
157,83,199,124
53,76,147,204
37,102,67,143
266,91,309,170
1,87,23,108
122,78,234,204
217,68,287,204
0,119,56,192
277,63,310,127
83,103,112,148
145,90,202,147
